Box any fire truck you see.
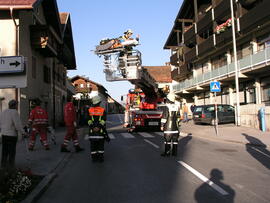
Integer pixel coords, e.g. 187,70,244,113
95,42,167,131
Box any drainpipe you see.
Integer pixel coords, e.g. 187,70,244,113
10,8,20,111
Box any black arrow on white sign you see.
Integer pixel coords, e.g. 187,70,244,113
9,61,21,67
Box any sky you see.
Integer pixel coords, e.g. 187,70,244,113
57,0,183,102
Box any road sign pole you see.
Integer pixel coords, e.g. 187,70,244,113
214,92,219,136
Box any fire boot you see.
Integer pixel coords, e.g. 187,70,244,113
60,145,71,153
161,144,171,157
75,146,84,152
172,144,178,156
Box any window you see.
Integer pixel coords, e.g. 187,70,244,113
32,56,36,79
194,107,203,112
262,85,270,102
205,106,214,112
80,84,84,88
43,66,51,83
63,73,66,86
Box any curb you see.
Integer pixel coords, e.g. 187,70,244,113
21,152,73,203
180,131,268,147
21,173,57,203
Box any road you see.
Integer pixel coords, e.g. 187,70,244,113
37,114,270,203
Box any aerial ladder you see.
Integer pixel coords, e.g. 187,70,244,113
95,44,165,131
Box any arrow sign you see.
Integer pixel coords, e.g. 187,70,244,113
0,56,24,74
9,61,21,67
210,81,221,92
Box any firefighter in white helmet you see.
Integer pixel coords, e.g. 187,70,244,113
88,95,110,162
160,93,180,156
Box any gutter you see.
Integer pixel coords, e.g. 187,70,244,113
9,7,20,108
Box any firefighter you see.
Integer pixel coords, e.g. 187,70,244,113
88,95,110,162
28,98,49,151
61,96,84,153
160,93,180,157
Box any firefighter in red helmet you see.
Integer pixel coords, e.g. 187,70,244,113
28,98,49,150
88,95,110,162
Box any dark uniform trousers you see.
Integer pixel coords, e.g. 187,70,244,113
1,135,18,168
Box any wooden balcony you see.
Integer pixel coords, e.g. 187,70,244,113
197,11,213,34
184,25,196,45
198,35,214,56
30,25,61,57
215,27,233,47
171,63,190,81
170,52,184,66
214,0,230,20
184,46,197,63
240,0,270,33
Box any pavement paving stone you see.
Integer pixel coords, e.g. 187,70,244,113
180,122,270,148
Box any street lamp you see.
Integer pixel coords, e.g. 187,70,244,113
230,0,241,126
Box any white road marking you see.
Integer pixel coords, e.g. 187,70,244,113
178,161,229,196
144,139,160,148
154,132,163,136
117,114,123,123
139,132,154,138
121,133,135,138
108,133,115,139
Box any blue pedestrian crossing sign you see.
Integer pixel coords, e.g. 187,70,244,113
210,81,221,92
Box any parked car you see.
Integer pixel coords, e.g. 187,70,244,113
193,104,235,125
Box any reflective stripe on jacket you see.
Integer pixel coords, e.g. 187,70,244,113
28,106,48,125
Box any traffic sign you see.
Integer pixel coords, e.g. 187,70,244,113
0,56,24,74
210,81,221,92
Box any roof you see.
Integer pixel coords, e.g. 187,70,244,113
0,0,40,10
59,12,76,69
70,75,107,91
163,0,194,49
143,66,172,83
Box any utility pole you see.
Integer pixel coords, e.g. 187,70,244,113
230,0,241,126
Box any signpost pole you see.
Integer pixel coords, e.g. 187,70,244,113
210,81,220,136
214,92,219,136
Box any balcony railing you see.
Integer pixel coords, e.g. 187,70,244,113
197,10,212,34
198,35,215,56
184,25,196,45
213,0,230,20
184,46,197,63
240,0,270,33
215,27,233,47
170,52,183,66
30,25,61,57
171,63,190,81
173,47,270,92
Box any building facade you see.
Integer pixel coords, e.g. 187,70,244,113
0,0,76,126
164,0,270,130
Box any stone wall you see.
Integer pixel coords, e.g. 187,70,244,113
240,104,270,131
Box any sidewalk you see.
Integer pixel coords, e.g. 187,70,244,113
180,122,270,148
0,127,87,203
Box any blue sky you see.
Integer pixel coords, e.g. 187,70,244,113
57,0,183,101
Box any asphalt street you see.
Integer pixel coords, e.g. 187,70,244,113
36,114,270,203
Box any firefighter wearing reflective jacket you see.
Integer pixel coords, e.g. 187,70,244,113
61,96,84,153
28,98,49,150
88,95,110,162
160,94,180,156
